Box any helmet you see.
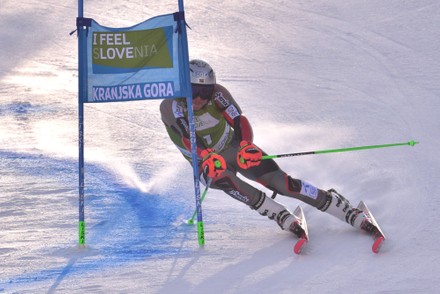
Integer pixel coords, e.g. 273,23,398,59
189,59,216,85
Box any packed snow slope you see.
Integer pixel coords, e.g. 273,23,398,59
1,0,439,293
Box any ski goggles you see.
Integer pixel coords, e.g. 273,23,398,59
192,84,214,100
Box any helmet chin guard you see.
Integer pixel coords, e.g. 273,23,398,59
189,59,216,85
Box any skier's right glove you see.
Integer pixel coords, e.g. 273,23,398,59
201,148,226,178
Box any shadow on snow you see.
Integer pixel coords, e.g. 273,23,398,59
0,150,192,290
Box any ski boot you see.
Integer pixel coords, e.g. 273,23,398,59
318,188,368,230
253,194,305,238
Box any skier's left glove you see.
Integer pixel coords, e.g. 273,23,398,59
237,140,262,169
201,148,226,178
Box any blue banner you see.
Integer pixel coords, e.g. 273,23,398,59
85,13,189,103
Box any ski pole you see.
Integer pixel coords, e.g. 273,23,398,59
186,177,212,225
261,140,419,160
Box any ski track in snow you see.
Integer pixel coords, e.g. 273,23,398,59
1,0,440,293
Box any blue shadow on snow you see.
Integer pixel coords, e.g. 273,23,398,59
0,150,192,290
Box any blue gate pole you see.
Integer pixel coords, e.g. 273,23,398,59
77,0,87,245
178,0,204,246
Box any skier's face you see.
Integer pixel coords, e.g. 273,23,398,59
192,96,209,111
192,84,214,110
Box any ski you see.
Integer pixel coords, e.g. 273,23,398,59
292,205,309,254
357,201,386,254
294,238,307,255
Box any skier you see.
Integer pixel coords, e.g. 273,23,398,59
160,59,379,241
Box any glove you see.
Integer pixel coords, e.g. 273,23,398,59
201,148,226,178
237,140,262,169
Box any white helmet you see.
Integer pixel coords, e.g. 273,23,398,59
189,59,216,85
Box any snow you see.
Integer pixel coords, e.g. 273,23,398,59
1,0,439,293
